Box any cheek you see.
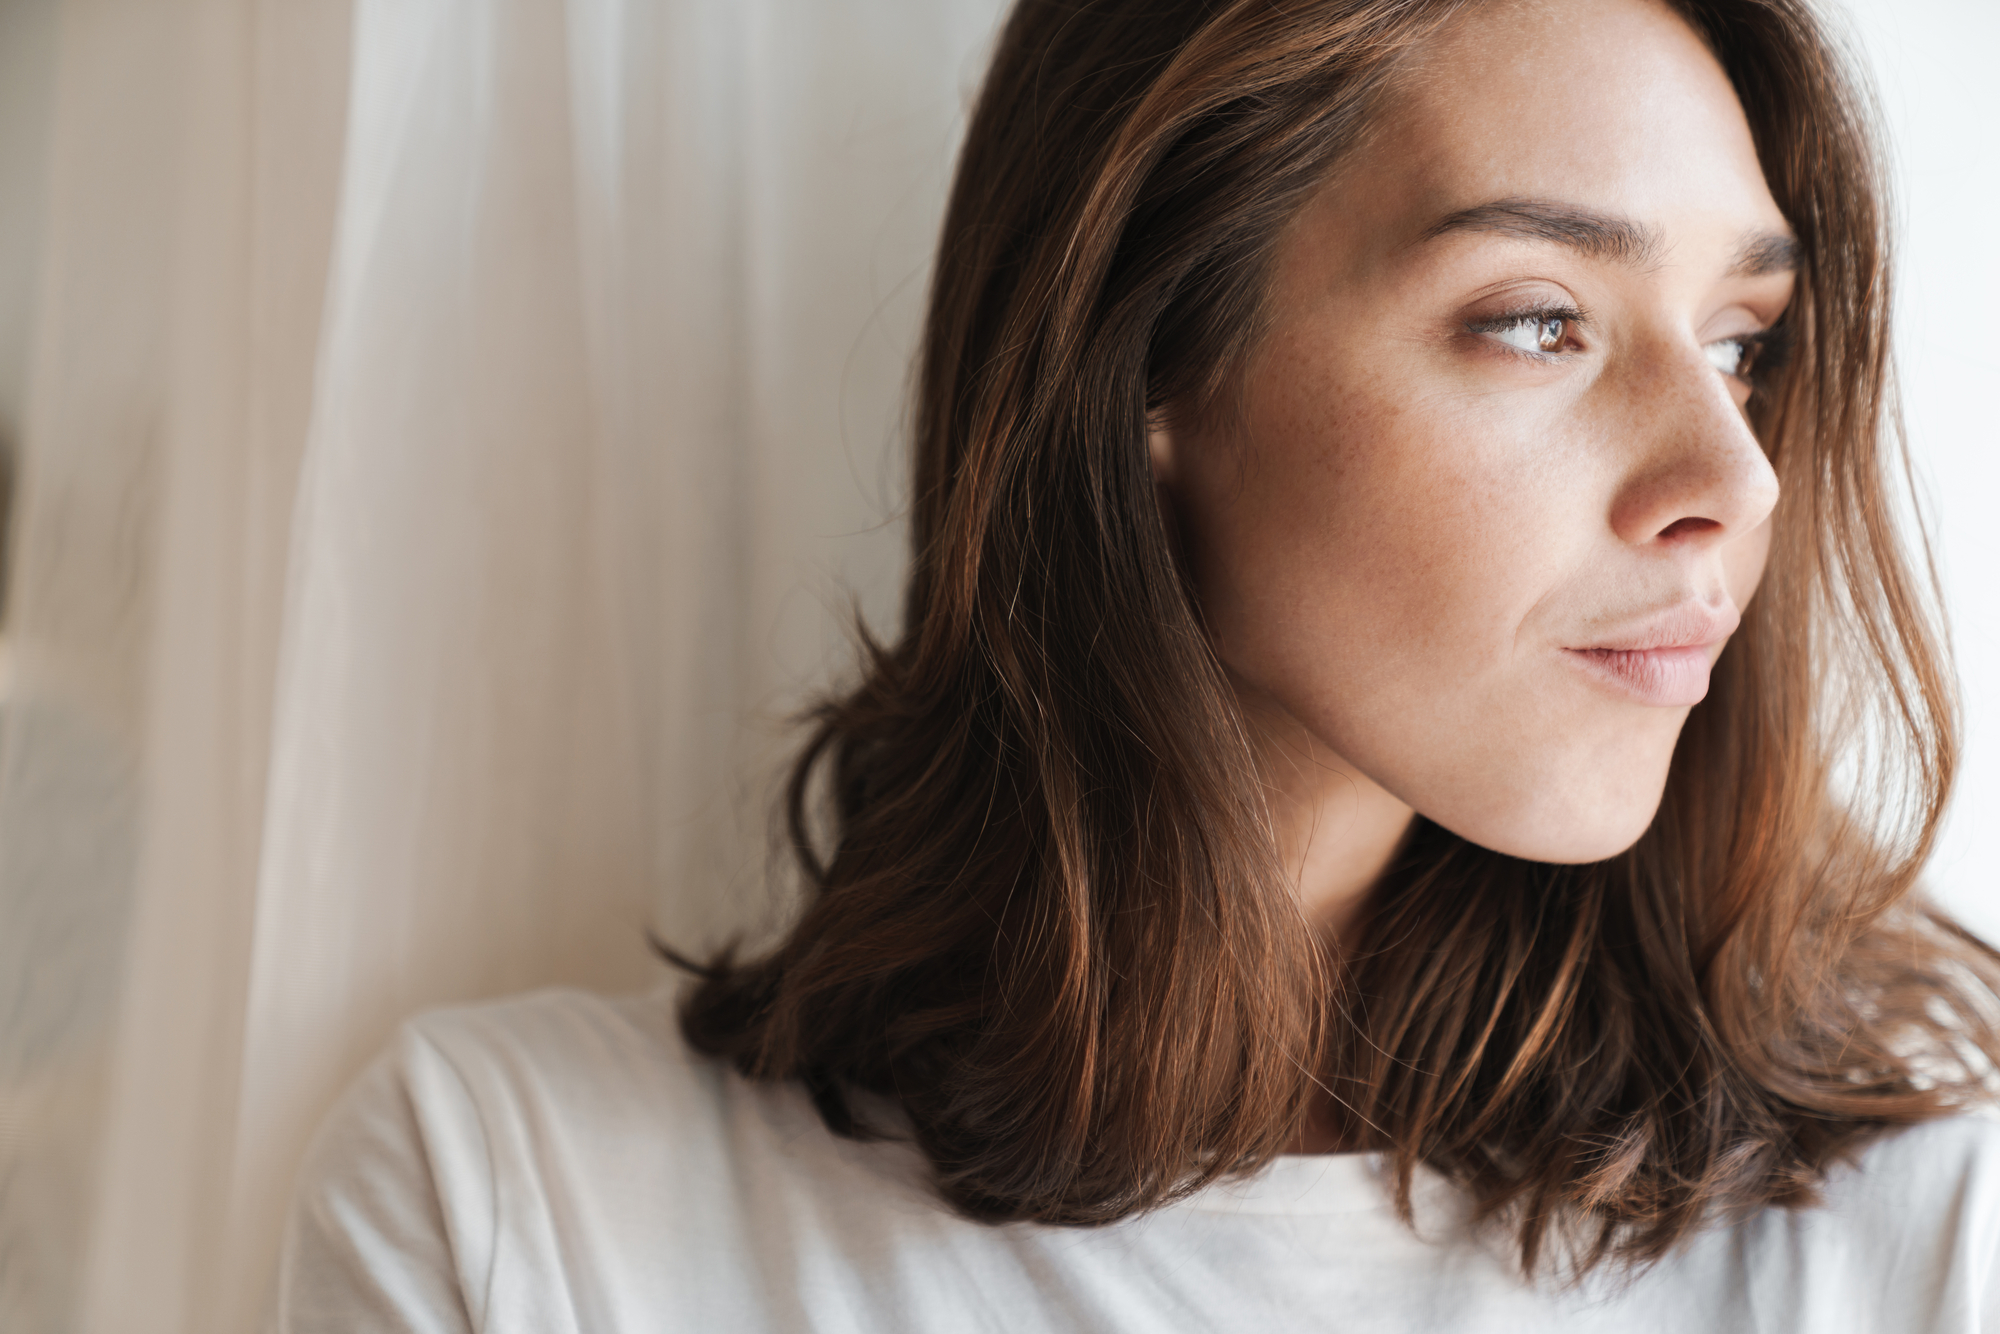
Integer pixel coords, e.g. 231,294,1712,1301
1190,356,1580,702
1174,349,1673,866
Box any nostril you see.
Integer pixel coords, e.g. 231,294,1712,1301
1658,516,1721,542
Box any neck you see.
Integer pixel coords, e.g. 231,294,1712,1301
1231,680,1414,1156
1233,682,1415,940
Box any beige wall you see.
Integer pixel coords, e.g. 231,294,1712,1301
1843,0,2000,938
0,0,57,456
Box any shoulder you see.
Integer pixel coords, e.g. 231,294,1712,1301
356,984,733,1176
379,985,766,1226
392,983,720,1120
1690,1113,2000,1331
277,985,739,1333
1826,1111,2000,1223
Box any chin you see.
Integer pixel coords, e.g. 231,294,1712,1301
1432,770,1671,866
1500,822,1656,866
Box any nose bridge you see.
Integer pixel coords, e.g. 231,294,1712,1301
1608,339,1780,548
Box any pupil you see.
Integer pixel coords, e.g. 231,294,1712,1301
1537,317,1564,352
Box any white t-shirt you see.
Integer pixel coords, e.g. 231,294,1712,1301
274,987,2000,1332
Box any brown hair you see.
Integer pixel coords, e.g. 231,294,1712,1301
676,0,2000,1272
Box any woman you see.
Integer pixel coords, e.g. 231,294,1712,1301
276,0,2000,1328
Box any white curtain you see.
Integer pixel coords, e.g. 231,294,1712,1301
0,0,1005,1329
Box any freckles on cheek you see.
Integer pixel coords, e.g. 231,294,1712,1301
1226,317,1594,669
1269,360,1484,535
1251,342,1433,513
1246,384,1503,646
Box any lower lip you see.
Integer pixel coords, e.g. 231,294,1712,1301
1564,645,1715,707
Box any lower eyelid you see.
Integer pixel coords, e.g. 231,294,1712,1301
1475,337,1573,366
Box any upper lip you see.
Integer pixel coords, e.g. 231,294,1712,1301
1569,600,1741,653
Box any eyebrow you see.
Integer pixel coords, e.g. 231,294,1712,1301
1728,231,1801,277
1416,197,1800,278
1418,198,1664,267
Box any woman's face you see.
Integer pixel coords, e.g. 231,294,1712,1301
1155,0,1794,865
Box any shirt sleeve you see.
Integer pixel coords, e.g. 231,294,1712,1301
271,1034,484,1334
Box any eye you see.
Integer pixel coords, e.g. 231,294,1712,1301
1703,325,1789,385
1705,337,1748,376
1468,306,1585,358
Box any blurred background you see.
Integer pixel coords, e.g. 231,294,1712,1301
0,0,1990,1329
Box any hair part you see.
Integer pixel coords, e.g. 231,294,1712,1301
675,0,2000,1275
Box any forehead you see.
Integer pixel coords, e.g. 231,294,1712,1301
1332,0,1788,255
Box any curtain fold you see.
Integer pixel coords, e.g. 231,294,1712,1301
0,1,1005,1329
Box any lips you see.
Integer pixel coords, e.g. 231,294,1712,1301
1563,601,1741,708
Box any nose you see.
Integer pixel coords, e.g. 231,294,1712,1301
1605,341,1781,551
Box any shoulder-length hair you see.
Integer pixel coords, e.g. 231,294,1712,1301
677,0,2000,1272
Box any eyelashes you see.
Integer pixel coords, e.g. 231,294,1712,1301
1724,322,1793,387
1466,304,1589,356
1465,303,1793,390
